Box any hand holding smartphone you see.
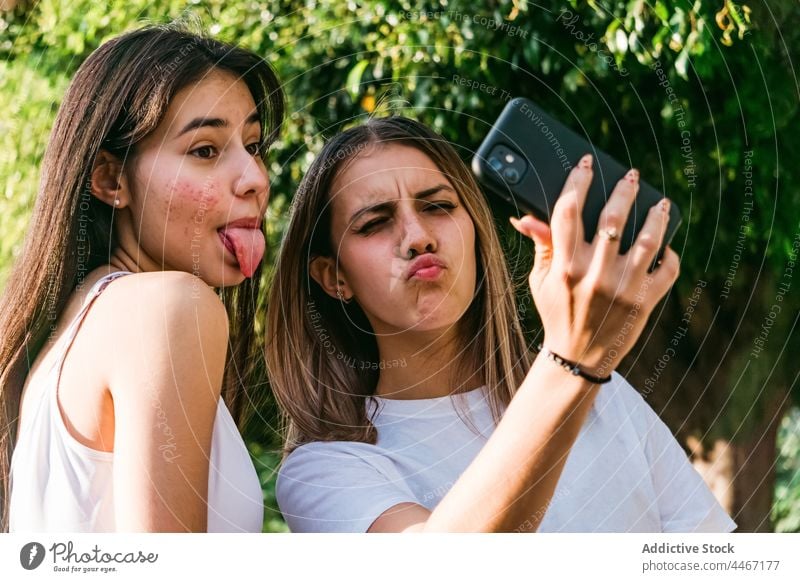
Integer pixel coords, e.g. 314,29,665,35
472,97,681,270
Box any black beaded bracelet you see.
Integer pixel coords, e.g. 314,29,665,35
533,343,613,384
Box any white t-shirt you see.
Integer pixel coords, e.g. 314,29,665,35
276,372,736,533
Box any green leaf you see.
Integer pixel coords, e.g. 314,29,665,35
675,48,689,79
654,1,669,23
346,59,370,100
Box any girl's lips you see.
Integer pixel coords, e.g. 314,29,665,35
218,230,236,256
406,254,446,280
411,265,443,280
222,216,262,229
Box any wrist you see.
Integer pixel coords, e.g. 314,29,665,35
538,339,616,376
534,343,614,385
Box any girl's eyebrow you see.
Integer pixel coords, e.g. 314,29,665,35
349,184,454,223
174,111,260,138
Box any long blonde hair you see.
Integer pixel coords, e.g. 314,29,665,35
266,117,530,454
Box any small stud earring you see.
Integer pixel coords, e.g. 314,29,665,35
114,198,120,207
336,288,351,304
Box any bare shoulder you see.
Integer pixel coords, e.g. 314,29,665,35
89,271,230,390
95,270,228,334
96,272,231,531
51,271,229,455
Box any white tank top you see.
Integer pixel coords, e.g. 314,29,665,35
8,271,264,532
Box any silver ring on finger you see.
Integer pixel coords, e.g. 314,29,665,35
598,226,620,242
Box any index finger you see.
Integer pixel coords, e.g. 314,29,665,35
551,153,593,264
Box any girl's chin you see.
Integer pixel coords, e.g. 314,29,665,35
217,267,247,287
192,262,247,289
401,310,464,333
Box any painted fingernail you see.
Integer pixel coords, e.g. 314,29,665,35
579,153,593,168
626,168,639,183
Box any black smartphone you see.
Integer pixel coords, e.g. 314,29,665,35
472,97,681,270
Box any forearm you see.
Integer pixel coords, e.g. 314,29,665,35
423,352,601,532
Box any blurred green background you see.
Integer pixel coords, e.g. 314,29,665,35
1,0,798,532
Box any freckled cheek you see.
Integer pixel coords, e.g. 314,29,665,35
160,179,224,230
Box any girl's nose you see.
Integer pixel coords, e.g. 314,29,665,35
232,149,269,199
398,211,437,259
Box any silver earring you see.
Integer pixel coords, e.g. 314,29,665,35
336,288,351,304
114,198,120,207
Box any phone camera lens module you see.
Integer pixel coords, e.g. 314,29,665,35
489,157,503,172
503,167,520,184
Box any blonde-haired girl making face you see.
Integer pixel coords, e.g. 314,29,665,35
312,144,479,399
267,116,735,533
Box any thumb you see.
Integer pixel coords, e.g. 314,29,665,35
510,214,553,279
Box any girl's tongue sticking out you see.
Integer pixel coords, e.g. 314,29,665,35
219,226,265,278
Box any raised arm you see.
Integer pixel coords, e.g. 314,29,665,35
369,155,680,532
107,272,229,532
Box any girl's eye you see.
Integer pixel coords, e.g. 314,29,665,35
246,142,263,156
424,200,456,212
191,145,217,159
358,217,389,234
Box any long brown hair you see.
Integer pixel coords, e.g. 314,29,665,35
266,116,531,454
0,22,284,530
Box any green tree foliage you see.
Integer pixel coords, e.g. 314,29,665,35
773,408,800,532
